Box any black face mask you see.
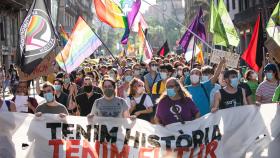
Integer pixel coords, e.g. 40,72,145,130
84,85,93,93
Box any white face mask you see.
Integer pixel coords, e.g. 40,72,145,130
160,72,168,80
151,66,158,71
190,74,200,84
177,70,183,76
201,75,209,82
251,73,258,80
137,86,145,94
134,70,140,76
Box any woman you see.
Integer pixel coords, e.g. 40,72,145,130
144,60,161,94
155,77,200,126
244,70,259,103
126,78,153,121
179,66,190,86
117,69,133,98
256,64,279,104
0,97,16,112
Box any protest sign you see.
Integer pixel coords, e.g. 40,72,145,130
210,49,240,68
17,52,57,81
265,37,280,63
0,104,279,158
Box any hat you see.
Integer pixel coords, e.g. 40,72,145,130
264,63,277,73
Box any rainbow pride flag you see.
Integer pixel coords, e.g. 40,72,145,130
138,23,152,64
55,17,102,73
59,25,69,46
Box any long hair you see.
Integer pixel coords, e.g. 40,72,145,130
128,78,144,97
156,77,192,104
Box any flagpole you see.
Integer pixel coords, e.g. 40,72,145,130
142,0,213,51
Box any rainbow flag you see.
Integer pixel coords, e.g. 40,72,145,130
196,44,204,65
138,23,152,64
56,17,102,73
59,25,69,46
93,0,141,44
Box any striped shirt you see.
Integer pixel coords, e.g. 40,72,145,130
256,80,279,103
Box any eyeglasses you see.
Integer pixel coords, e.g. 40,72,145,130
166,84,178,89
151,64,158,66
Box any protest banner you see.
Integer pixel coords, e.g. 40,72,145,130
0,104,279,158
265,37,280,63
210,49,240,68
17,52,57,81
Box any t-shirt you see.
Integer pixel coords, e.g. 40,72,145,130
91,96,129,118
272,85,280,102
125,94,153,108
187,80,214,116
55,92,69,107
246,80,258,102
35,103,69,115
210,84,221,107
156,97,199,126
256,80,278,104
76,92,102,116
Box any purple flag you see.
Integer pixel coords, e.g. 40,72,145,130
121,0,141,44
179,8,206,53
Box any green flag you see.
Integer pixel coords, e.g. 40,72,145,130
209,0,228,47
218,0,240,47
266,2,280,46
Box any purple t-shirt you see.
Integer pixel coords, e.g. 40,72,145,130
156,96,199,126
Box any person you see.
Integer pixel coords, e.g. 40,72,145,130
256,63,279,104
85,71,103,94
8,64,19,96
75,77,102,116
53,79,69,107
126,78,153,121
186,58,225,116
90,79,130,118
154,77,200,126
211,69,248,112
0,97,16,112
132,63,142,80
75,69,85,88
35,83,68,115
144,61,161,94
12,80,38,113
244,70,259,103
180,66,191,86
235,69,253,105
62,74,78,96
117,69,133,98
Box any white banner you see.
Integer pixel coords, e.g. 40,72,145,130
0,104,280,158
210,49,240,68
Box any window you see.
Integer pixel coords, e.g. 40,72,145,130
244,0,249,9
238,0,243,11
232,0,235,9
226,0,230,11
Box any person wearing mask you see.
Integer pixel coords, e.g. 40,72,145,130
8,64,19,96
256,64,279,104
12,80,38,113
85,71,103,94
62,74,78,96
244,70,259,103
90,79,130,118
75,69,85,88
144,61,161,94
132,63,142,80
154,77,200,126
35,83,68,115
108,68,118,82
0,97,16,112
75,77,102,116
235,69,253,105
180,66,191,86
117,69,133,98
187,58,225,116
126,78,153,121
53,79,69,107
211,69,248,112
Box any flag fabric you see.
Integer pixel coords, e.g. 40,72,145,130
266,1,280,46
241,14,264,72
157,41,170,57
59,25,69,46
184,37,200,62
55,17,102,73
196,44,204,65
18,0,57,74
217,0,240,47
138,23,153,64
131,12,148,32
93,0,141,44
209,0,228,47
179,8,206,53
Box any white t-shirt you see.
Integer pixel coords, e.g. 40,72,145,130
125,94,153,109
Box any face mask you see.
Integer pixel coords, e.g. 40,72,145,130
160,72,168,80
44,92,54,103
178,70,183,76
124,76,133,82
184,72,190,77
266,72,273,80
190,74,200,84
64,78,71,84
172,71,178,78
251,73,258,80
230,78,239,89
151,66,158,71
54,85,61,91
201,75,209,82
167,88,176,97
104,88,115,97
140,68,146,74
84,85,93,93
137,86,145,94
109,73,116,79
134,70,140,76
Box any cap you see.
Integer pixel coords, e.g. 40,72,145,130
264,63,277,73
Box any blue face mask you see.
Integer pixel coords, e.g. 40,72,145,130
167,88,176,97
54,85,61,91
124,76,133,82
230,78,239,89
64,78,71,84
44,92,54,102
184,72,190,78
266,72,273,80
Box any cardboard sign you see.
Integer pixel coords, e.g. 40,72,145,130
18,52,57,81
265,37,280,63
210,49,240,68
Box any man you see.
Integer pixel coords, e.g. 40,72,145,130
53,79,69,107
187,58,225,116
90,79,129,118
35,83,68,115
211,69,248,112
76,77,102,116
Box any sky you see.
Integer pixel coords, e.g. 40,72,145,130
140,0,157,13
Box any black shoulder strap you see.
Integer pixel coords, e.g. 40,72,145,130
139,94,147,106
201,84,210,102
151,73,158,88
5,100,11,111
156,80,162,94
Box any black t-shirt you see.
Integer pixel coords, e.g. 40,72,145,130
238,82,252,97
219,87,244,109
55,92,69,107
76,92,102,116
77,86,103,95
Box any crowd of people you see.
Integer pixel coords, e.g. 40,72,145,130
0,54,279,126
